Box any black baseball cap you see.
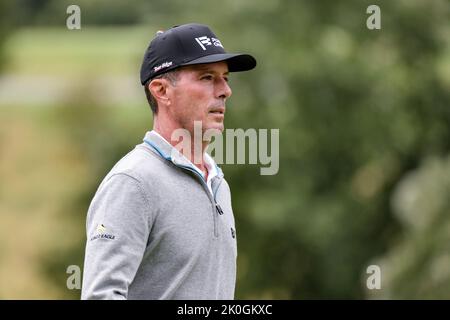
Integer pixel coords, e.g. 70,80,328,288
140,23,257,85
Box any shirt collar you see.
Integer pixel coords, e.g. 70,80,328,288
143,130,223,179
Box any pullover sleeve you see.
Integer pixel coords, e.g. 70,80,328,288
81,173,153,300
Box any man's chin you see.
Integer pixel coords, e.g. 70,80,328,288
186,119,224,133
202,119,224,133
208,123,224,133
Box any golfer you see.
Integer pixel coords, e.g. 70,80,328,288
81,23,256,299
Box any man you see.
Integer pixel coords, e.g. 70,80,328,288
81,23,256,299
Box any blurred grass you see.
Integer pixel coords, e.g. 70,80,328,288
0,103,150,298
0,105,87,298
0,26,153,296
0,26,154,108
3,26,153,76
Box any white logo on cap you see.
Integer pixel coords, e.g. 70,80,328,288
154,61,173,72
195,36,224,51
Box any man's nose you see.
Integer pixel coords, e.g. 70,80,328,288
216,78,232,100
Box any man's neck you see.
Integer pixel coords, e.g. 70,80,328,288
153,126,209,176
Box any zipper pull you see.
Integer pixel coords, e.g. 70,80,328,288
216,203,224,215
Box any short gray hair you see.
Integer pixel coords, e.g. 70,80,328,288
144,70,179,114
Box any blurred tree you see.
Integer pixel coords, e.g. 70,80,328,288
369,156,450,299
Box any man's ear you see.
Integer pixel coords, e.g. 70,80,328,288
149,79,170,106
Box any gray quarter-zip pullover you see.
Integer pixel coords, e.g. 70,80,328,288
81,131,237,299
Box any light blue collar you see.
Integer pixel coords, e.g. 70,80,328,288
142,130,224,178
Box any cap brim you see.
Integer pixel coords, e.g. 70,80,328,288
180,53,256,72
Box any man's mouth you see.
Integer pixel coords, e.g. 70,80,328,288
209,107,225,115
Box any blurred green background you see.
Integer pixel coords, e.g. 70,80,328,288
1,0,450,299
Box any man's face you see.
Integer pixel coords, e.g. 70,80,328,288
168,61,232,133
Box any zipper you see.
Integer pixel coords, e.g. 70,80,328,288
175,164,222,238
144,139,223,238
212,177,223,202
212,178,224,217
215,203,224,215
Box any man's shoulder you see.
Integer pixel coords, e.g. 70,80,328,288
105,143,167,184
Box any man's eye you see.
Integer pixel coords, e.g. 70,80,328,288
201,75,213,80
